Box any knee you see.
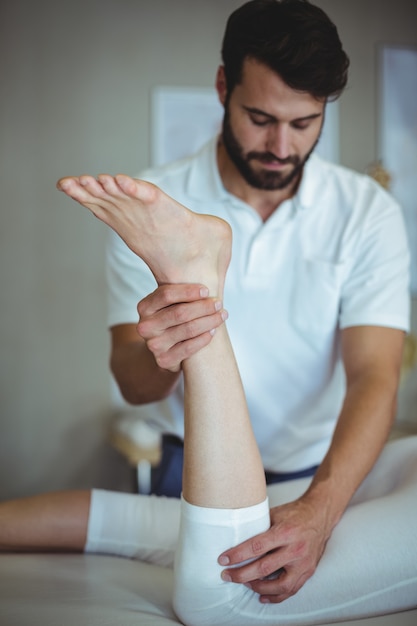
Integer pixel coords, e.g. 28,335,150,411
172,582,205,626
172,566,234,626
172,567,211,626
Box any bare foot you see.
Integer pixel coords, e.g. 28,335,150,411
56,174,231,296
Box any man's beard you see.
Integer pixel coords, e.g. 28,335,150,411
221,107,320,191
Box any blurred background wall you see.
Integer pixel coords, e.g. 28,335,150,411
1,0,416,499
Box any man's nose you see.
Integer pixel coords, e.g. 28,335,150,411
266,124,291,160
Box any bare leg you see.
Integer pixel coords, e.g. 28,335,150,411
181,308,266,508
57,173,271,625
57,173,266,509
0,491,90,552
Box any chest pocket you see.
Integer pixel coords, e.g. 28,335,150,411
291,258,346,340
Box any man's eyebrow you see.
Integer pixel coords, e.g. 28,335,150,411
243,106,276,120
243,106,322,123
292,112,323,123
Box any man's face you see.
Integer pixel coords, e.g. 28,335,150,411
218,58,325,191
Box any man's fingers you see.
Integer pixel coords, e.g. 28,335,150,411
221,551,285,585
138,284,210,317
138,300,225,340
248,571,292,596
135,283,228,372
140,309,227,353
153,331,217,371
219,528,277,568
254,569,312,604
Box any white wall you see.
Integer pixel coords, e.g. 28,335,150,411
1,0,416,499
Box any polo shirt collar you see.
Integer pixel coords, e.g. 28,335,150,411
186,136,229,202
186,136,325,212
293,153,326,213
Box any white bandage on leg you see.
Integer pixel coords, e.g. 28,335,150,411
85,490,180,567
173,496,271,626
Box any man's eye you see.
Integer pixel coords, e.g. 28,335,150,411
292,122,310,130
250,116,270,126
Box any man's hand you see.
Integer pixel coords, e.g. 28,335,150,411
218,497,331,604
137,283,228,372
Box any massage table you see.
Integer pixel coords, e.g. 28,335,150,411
1,552,416,625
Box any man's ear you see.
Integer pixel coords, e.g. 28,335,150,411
215,65,228,107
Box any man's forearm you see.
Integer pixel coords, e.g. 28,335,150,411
110,339,181,405
301,371,398,539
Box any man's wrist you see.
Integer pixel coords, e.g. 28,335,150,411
300,476,347,539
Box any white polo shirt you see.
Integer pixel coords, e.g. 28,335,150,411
106,138,410,472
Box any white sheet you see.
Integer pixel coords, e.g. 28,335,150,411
0,553,416,626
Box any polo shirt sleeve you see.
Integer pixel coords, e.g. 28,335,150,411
106,229,157,328
339,187,410,332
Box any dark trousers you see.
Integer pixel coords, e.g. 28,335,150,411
151,434,318,498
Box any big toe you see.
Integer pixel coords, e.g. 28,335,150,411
115,175,158,203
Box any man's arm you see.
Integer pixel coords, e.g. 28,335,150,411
110,324,180,404
110,283,227,404
218,325,405,603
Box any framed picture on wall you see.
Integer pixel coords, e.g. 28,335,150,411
378,45,417,295
151,87,223,167
151,86,340,167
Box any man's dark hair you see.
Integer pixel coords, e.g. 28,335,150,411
221,0,349,100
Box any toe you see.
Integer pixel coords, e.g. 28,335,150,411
115,174,159,203
79,175,104,195
114,174,137,195
57,176,79,191
97,174,123,197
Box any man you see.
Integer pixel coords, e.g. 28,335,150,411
106,0,409,603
